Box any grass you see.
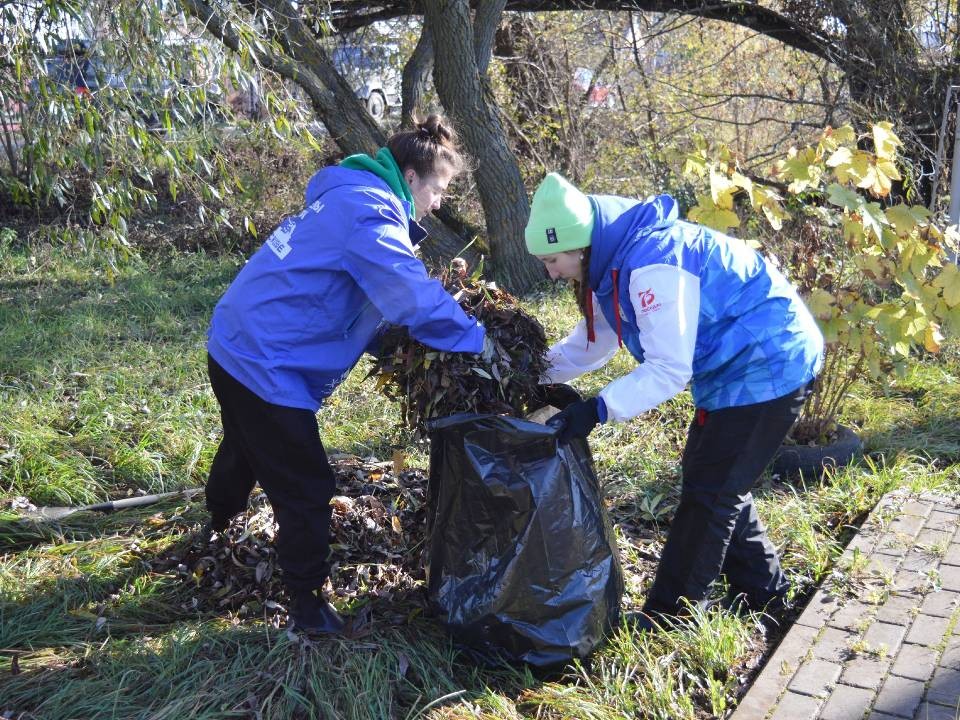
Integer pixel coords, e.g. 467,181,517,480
1,240,959,718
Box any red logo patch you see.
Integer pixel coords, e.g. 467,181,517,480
639,288,656,309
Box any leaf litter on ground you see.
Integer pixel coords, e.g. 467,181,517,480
151,454,432,631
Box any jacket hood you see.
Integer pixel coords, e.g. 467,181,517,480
303,165,425,244
305,163,408,205
587,194,678,293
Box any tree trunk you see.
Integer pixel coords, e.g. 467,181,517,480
424,0,545,293
401,24,434,127
182,0,475,265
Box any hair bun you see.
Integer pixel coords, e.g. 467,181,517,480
418,114,454,144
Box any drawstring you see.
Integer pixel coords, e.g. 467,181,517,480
611,268,623,348
585,291,596,344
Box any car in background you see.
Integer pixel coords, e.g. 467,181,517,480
331,44,401,122
27,39,233,127
28,40,127,98
572,67,617,109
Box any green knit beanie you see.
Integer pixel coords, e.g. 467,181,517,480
524,173,594,255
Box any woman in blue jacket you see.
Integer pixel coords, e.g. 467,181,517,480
526,173,823,627
205,116,487,635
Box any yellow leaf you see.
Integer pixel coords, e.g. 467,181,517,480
760,202,790,231
836,125,857,143
683,154,708,178
873,121,902,161
391,515,402,534
806,288,836,320
833,150,872,186
854,253,886,281
885,204,923,236
876,159,901,181
710,167,737,209
924,325,943,353
689,196,740,232
859,202,888,241
731,171,753,195
933,263,960,307
782,147,822,192
842,217,865,246
826,147,852,168
826,124,857,145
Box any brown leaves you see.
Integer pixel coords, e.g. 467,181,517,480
371,279,551,436
154,455,432,626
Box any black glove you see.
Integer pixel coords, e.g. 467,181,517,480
540,383,583,410
547,397,601,443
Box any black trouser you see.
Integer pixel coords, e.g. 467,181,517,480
206,354,336,593
643,382,811,615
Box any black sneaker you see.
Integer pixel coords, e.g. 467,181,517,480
289,589,346,636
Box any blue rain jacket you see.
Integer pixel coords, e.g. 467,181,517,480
207,167,485,411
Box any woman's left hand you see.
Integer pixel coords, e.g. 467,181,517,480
547,397,601,442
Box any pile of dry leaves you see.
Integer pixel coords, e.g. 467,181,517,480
155,454,431,628
370,273,551,436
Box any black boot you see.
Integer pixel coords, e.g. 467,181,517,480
289,589,346,636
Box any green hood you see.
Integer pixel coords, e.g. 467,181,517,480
339,147,415,218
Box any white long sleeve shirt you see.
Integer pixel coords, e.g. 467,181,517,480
543,264,700,423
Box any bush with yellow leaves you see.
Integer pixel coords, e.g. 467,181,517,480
680,122,960,442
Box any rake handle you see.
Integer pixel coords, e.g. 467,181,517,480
79,490,197,513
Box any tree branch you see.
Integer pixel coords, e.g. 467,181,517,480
327,0,842,64
473,0,506,75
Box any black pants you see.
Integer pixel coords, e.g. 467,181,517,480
206,354,336,592
643,382,811,615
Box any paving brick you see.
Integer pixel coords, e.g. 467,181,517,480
925,665,960,707
912,703,958,720
902,552,937,574
939,635,960,670
848,530,879,555
871,552,905,576
891,643,940,681
841,654,893,691
916,529,955,551
919,493,960,512
788,658,843,698
877,533,915,558
728,624,819,720
905,615,953,646
943,543,960,567
769,690,822,720
830,600,877,631
925,511,960,534
893,570,927,595
864,621,908,658
889,514,928,540
819,683,876,720
939,564,960,592
813,626,859,663
877,594,921,625
902,500,935,518
872,675,926,718
796,589,842,630
920,590,960,618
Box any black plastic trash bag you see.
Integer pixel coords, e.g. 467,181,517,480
425,413,624,667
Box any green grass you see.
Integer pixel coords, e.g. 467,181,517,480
1,242,959,718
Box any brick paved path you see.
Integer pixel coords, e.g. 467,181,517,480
731,490,960,720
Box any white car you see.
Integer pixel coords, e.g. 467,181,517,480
331,44,401,122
